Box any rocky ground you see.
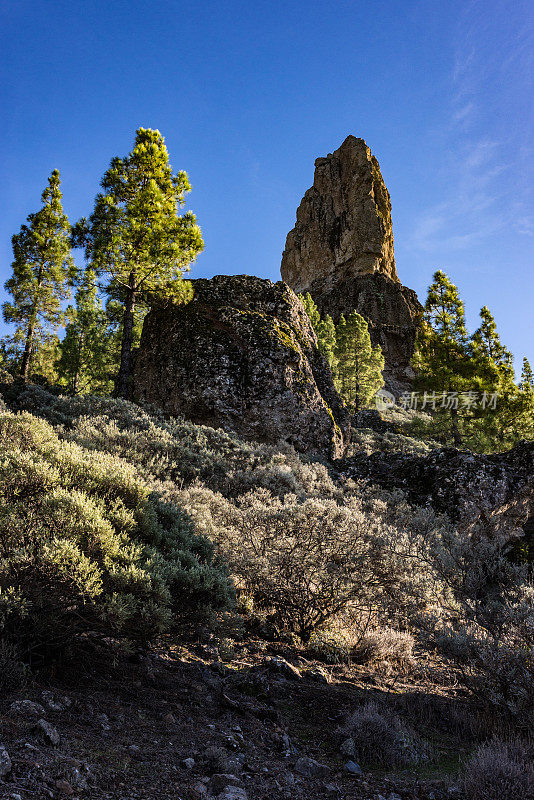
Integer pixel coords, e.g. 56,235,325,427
0,634,473,800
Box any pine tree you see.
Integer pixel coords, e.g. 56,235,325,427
56,269,114,394
317,314,338,374
298,293,383,412
413,270,473,445
471,306,514,384
300,292,321,329
335,311,384,413
2,170,75,380
80,128,204,398
298,293,338,374
520,357,534,390
467,306,517,447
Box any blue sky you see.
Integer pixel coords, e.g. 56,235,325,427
1,0,532,369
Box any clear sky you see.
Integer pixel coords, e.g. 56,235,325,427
1,0,532,369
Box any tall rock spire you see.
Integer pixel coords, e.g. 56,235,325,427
281,135,398,293
281,136,422,396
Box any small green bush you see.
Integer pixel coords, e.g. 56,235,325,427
0,410,232,663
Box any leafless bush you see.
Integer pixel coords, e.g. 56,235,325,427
173,483,448,642
418,527,534,726
340,701,430,767
351,627,414,664
0,640,30,692
462,738,534,800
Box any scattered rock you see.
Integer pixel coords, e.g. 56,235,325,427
9,700,46,717
209,773,243,794
344,760,362,775
128,744,142,759
217,787,248,800
41,691,70,712
190,782,209,800
280,732,298,757
34,719,60,746
132,275,350,459
70,764,91,790
339,737,356,757
163,712,176,724
181,757,195,770
306,666,330,683
0,745,12,777
324,783,342,796
294,756,331,779
55,779,74,796
267,657,302,680
95,712,111,730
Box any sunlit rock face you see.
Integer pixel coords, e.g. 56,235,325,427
132,275,350,459
281,135,422,395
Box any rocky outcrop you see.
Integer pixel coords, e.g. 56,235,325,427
132,275,350,459
282,135,398,291
281,135,422,395
346,441,534,543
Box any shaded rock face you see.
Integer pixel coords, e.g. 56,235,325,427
346,442,534,542
281,135,422,395
132,275,350,459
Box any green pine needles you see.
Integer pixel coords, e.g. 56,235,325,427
2,170,75,381
412,270,534,449
300,292,385,413
79,128,204,397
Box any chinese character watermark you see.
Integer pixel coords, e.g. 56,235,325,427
377,390,500,412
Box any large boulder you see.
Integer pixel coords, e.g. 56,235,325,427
346,441,534,541
281,135,422,395
132,275,350,459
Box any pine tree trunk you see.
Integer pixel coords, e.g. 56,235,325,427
71,330,84,395
451,406,462,447
20,321,35,381
114,273,137,399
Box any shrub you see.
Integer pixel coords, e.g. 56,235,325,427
351,627,415,665
341,701,430,767
462,739,534,800
11,385,340,500
307,622,355,664
0,410,232,664
418,527,534,726
0,640,30,692
174,482,448,642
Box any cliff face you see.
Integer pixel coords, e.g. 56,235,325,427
282,135,398,291
132,275,350,459
281,135,422,395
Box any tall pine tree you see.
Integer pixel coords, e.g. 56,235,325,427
334,311,384,413
298,293,338,373
298,294,384,413
79,128,204,398
3,170,74,380
413,270,473,445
